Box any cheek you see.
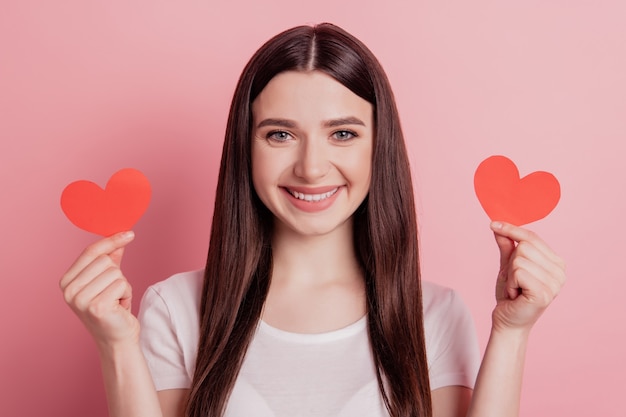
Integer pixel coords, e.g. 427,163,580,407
251,156,266,194
251,165,273,212
251,147,279,195
344,146,372,183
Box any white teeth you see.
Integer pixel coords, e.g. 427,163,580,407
290,188,338,202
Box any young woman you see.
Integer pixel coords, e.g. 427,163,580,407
60,23,566,417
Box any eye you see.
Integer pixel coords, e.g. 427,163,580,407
266,130,292,142
332,130,358,141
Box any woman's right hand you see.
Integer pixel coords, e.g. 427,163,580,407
60,231,139,350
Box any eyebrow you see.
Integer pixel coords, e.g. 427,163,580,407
256,116,366,129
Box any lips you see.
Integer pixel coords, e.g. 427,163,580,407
286,187,338,202
281,186,342,213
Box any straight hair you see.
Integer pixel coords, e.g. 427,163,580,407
187,23,432,417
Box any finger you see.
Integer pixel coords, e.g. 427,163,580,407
490,222,564,267
85,278,133,322
507,254,549,295
63,253,119,302
513,241,566,291
509,250,566,307
110,247,125,267
60,231,134,290
70,267,128,312
118,278,133,310
511,266,556,309
495,267,554,330
493,228,516,269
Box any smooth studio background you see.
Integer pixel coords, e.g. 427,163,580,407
1,1,624,416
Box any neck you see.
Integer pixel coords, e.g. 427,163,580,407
270,219,362,286
263,218,367,332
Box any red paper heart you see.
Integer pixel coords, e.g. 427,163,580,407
61,168,152,236
474,155,560,226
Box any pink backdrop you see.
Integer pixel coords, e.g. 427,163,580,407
1,1,624,416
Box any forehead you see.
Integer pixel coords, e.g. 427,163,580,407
251,71,373,124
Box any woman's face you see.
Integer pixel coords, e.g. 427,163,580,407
251,70,373,238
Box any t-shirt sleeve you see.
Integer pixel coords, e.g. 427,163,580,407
138,286,193,390
424,284,481,391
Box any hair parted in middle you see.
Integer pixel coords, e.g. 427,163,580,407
187,23,432,417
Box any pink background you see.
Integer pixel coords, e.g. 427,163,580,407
1,1,624,416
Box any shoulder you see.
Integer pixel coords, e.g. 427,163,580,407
146,269,204,302
420,281,480,389
138,270,204,390
421,280,464,316
139,269,204,328
421,280,475,347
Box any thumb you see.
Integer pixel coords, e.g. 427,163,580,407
108,230,134,266
491,222,515,268
110,247,125,266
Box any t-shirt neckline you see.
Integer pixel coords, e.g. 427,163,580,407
258,315,367,344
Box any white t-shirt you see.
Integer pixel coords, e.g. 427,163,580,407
138,270,480,417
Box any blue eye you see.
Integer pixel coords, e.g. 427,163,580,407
332,130,357,141
267,131,292,142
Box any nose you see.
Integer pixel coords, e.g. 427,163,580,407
293,137,330,181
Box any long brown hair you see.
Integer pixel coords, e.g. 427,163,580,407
187,23,431,417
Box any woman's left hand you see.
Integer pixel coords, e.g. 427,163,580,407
490,222,566,333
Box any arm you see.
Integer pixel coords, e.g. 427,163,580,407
467,222,566,417
158,389,190,417
60,232,165,417
431,222,565,417
432,386,472,417
99,341,164,417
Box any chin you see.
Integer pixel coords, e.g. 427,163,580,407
284,217,353,239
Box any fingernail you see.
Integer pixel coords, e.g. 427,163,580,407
121,230,135,240
491,221,503,230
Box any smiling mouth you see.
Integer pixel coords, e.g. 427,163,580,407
286,188,339,202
